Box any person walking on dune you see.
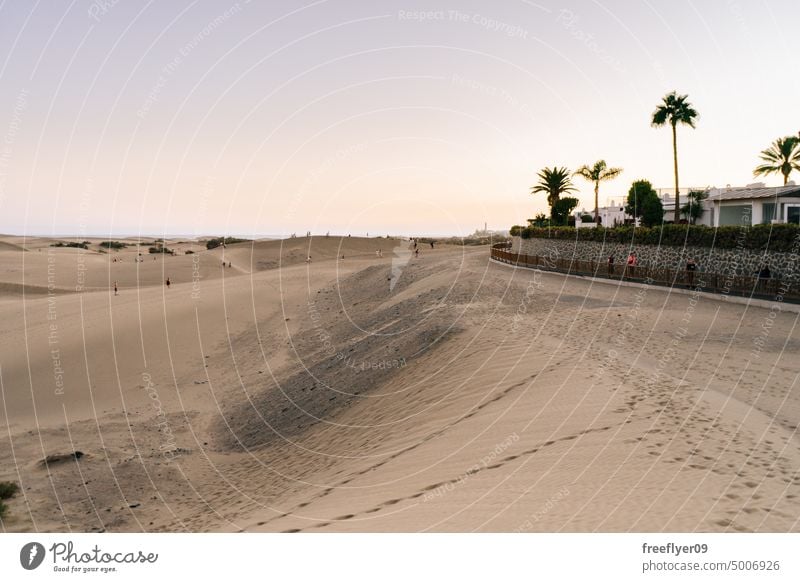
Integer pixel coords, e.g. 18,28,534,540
166,277,171,289
114,281,118,296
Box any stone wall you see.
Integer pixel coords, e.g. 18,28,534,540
510,236,800,282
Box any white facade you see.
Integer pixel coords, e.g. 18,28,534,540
572,186,800,228
707,184,800,227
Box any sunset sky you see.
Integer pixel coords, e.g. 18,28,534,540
1,0,798,236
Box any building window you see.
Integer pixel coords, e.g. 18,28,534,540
762,203,776,224
718,204,752,226
786,204,800,225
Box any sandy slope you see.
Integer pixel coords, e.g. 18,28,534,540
0,236,798,533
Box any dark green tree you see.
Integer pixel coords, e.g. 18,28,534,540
625,180,664,227
551,197,580,226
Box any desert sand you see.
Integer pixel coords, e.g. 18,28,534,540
0,235,798,532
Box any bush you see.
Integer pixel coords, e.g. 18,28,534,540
0,481,19,499
51,241,89,249
580,214,594,222
205,237,250,250
513,223,800,252
99,241,128,250
149,246,174,255
184,250,194,255
0,480,18,519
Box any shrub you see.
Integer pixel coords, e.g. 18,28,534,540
99,241,128,250
580,214,594,222
512,223,800,252
0,481,19,499
205,236,250,250
0,480,18,519
149,246,174,255
51,241,89,249
184,250,194,255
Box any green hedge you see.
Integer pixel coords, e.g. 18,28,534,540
510,224,800,252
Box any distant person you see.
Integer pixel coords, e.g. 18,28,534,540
306,255,312,263
228,261,232,268
686,257,697,288
414,248,419,258
166,277,171,289
758,263,771,279
625,252,637,279
607,255,614,276
430,241,434,249
114,281,118,296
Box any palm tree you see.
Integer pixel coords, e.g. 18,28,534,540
680,189,708,225
753,136,800,185
651,91,698,222
531,166,576,210
573,160,623,224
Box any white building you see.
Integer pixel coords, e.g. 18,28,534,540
571,184,800,227
706,183,800,226
574,205,630,227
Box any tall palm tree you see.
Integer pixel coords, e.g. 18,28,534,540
651,91,698,222
573,160,623,224
753,136,800,185
531,166,576,211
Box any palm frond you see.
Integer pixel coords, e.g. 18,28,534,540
753,136,800,181
651,91,698,128
599,166,623,181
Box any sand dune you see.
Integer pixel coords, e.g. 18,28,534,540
1,235,798,533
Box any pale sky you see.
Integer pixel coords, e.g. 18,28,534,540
1,0,798,237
